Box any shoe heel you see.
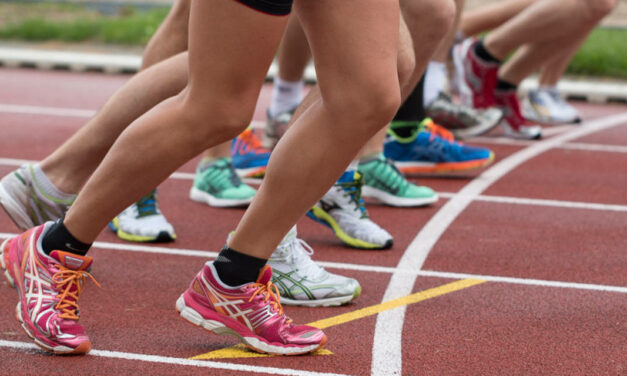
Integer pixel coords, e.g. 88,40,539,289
0,239,15,287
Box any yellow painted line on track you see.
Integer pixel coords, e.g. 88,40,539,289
191,278,485,360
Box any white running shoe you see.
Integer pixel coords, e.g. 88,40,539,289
307,171,393,249
523,88,582,125
108,190,176,243
0,165,75,230
268,226,361,307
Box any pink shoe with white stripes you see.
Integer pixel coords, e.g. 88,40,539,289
176,263,327,355
1,223,98,355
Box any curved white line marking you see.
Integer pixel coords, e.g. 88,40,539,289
370,112,627,376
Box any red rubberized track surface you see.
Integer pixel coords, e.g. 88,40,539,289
0,68,625,375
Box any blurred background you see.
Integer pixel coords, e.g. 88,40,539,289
0,0,625,79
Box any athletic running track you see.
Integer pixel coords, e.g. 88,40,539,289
0,68,625,376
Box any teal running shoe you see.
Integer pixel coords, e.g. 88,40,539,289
189,157,256,207
359,153,438,207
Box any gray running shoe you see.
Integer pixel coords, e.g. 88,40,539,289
0,165,75,230
268,226,361,307
426,93,504,139
523,88,581,125
264,107,296,148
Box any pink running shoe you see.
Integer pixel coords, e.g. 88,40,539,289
0,223,98,355
495,89,543,140
176,263,327,355
454,38,499,109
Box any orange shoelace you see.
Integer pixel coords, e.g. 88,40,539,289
249,280,290,322
52,266,100,320
239,129,270,152
424,119,456,143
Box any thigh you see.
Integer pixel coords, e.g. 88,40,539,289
186,0,288,103
295,0,400,99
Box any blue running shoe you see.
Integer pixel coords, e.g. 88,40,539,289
231,128,271,179
384,119,494,174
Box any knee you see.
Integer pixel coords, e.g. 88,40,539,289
177,89,255,147
325,79,401,135
582,0,617,22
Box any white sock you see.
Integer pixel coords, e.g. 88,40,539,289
31,164,76,200
423,61,447,107
268,77,304,118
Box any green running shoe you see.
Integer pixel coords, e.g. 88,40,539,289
189,157,256,207
359,153,438,207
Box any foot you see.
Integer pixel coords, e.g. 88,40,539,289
425,92,504,139
384,119,495,174
307,171,393,250
1,223,98,354
189,157,257,207
358,153,438,207
523,88,581,125
176,263,327,355
231,129,272,180
109,190,176,242
269,227,361,307
453,38,499,109
495,89,543,140
0,165,75,230
264,107,295,149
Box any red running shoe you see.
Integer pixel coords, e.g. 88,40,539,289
176,263,327,355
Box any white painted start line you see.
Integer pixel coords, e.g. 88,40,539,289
0,340,348,376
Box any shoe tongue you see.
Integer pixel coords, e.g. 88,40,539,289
256,265,273,285
50,251,93,271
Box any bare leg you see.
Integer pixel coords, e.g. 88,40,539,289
65,0,287,243
276,14,311,82
141,0,191,69
229,0,400,257
460,0,537,37
484,0,616,61
40,53,188,194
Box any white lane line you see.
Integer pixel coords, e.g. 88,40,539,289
437,192,627,212
560,142,627,154
0,104,96,118
472,138,627,154
0,340,347,376
370,112,627,376
1,157,625,212
1,232,625,293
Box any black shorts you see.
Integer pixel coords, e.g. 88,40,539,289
235,0,292,16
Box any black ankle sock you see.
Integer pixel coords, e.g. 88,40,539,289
42,217,92,256
213,246,267,287
496,79,517,91
394,74,426,123
474,40,500,64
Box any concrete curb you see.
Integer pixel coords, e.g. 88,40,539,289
1,46,626,103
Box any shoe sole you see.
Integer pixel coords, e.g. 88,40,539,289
395,153,495,175
234,167,266,179
362,186,438,207
189,187,253,208
176,295,326,356
0,182,34,231
280,285,361,307
108,219,176,243
307,207,393,250
1,238,15,287
15,301,91,355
